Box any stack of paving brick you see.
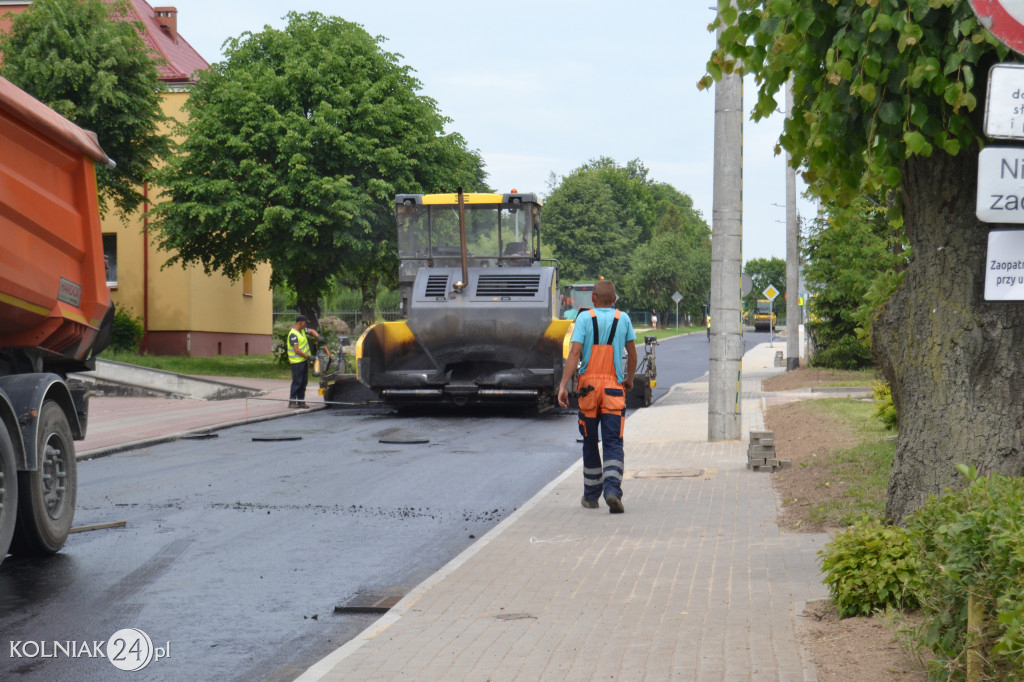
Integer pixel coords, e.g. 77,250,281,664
747,430,791,472
774,350,785,367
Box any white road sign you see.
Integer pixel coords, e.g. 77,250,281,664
985,229,1024,300
977,146,1024,223
984,64,1024,139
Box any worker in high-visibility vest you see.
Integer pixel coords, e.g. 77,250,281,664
287,314,322,408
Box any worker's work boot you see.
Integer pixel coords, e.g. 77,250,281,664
605,494,624,514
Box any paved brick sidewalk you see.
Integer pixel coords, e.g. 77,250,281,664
77,379,320,458
296,343,831,681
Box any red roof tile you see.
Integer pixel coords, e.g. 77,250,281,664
0,1,210,83
122,0,209,83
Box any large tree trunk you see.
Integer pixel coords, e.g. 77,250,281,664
358,275,378,332
873,150,1024,524
295,295,323,331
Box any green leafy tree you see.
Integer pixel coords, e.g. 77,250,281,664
0,0,171,216
704,2,1019,522
622,232,711,323
543,170,634,282
743,257,786,323
544,157,698,285
621,196,712,320
803,197,906,369
149,12,486,324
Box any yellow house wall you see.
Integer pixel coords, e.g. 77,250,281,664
103,90,274,354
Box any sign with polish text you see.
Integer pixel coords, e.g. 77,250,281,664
985,229,1024,300
976,146,1024,222
984,64,1024,138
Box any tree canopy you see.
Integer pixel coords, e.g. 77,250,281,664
701,1,1007,206
148,11,487,322
0,0,171,216
543,157,710,315
704,1,1024,522
803,196,907,369
743,257,785,321
622,198,712,320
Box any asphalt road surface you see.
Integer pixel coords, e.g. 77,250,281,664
0,328,771,681
0,406,581,681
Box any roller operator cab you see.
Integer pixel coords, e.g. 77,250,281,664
356,192,573,407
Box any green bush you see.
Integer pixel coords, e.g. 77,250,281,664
819,516,922,617
872,380,898,430
109,305,144,352
905,467,1024,680
808,332,873,369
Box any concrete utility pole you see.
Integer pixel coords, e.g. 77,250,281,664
708,7,743,441
785,77,800,371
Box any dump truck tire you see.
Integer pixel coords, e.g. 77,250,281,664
9,401,76,555
0,424,17,561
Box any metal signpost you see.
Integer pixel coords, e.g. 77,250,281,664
672,290,682,331
763,284,780,346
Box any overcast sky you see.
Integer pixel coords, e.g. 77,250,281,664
166,0,816,266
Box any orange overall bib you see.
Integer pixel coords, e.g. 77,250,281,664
577,309,626,501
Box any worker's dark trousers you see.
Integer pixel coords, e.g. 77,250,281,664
289,361,308,401
578,410,625,502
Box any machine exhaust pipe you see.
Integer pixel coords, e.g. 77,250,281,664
453,187,469,293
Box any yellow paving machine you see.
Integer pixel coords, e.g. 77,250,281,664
355,191,572,407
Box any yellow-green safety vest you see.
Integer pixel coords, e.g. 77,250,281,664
287,328,310,364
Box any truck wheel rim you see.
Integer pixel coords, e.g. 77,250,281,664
41,436,69,520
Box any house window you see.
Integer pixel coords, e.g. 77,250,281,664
102,234,118,287
242,270,253,296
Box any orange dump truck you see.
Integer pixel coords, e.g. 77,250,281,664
0,76,114,562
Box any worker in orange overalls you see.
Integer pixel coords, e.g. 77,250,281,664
557,280,637,513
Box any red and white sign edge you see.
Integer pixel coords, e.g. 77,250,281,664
970,0,1024,55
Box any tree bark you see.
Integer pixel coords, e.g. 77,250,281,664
873,150,1024,524
296,296,323,331
358,275,378,332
